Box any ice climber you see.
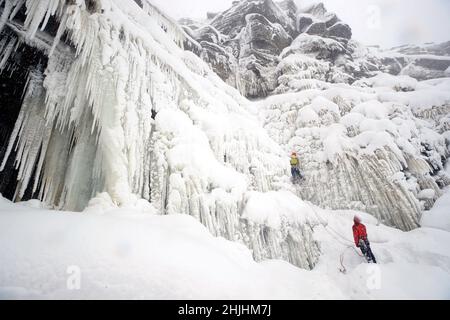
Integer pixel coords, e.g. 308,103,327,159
352,215,377,263
290,152,302,183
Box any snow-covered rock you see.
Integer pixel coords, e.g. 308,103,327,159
326,22,352,40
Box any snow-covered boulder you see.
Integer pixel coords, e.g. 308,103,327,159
241,13,292,57
326,22,352,41
305,21,327,36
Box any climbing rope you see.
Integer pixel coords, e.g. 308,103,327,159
339,247,352,273
295,182,382,272
305,201,365,274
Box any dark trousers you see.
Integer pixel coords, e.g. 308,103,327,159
359,239,377,263
291,166,301,179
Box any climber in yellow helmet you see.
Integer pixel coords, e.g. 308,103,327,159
290,152,302,183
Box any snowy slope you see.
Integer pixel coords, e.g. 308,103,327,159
0,195,341,300
421,162,450,232
1,194,449,300
258,76,450,231
0,0,450,300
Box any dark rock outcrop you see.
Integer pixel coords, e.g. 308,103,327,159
327,22,352,40
324,13,339,28
298,15,313,33
241,13,292,56
180,0,298,98
305,21,327,35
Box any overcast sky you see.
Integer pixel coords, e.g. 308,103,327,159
150,0,450,48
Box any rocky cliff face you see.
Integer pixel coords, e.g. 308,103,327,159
181,0,297,98
182,1,450,98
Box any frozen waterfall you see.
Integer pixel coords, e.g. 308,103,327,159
0,0,320,269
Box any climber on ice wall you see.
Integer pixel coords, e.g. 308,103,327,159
353,216,377,263
290,152,303,183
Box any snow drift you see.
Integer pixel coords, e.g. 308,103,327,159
1,192,450,299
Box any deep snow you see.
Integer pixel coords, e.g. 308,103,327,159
0,0,449,300
1,191,449,300
421,163,450,232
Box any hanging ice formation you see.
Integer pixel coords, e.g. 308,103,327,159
0,0,320,269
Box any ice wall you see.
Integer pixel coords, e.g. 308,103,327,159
259,75,450,231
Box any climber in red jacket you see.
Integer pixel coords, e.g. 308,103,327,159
352,215,377,263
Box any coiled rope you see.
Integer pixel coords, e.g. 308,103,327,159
305,201,365,273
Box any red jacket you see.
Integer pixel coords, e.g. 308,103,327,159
352,222,367,247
